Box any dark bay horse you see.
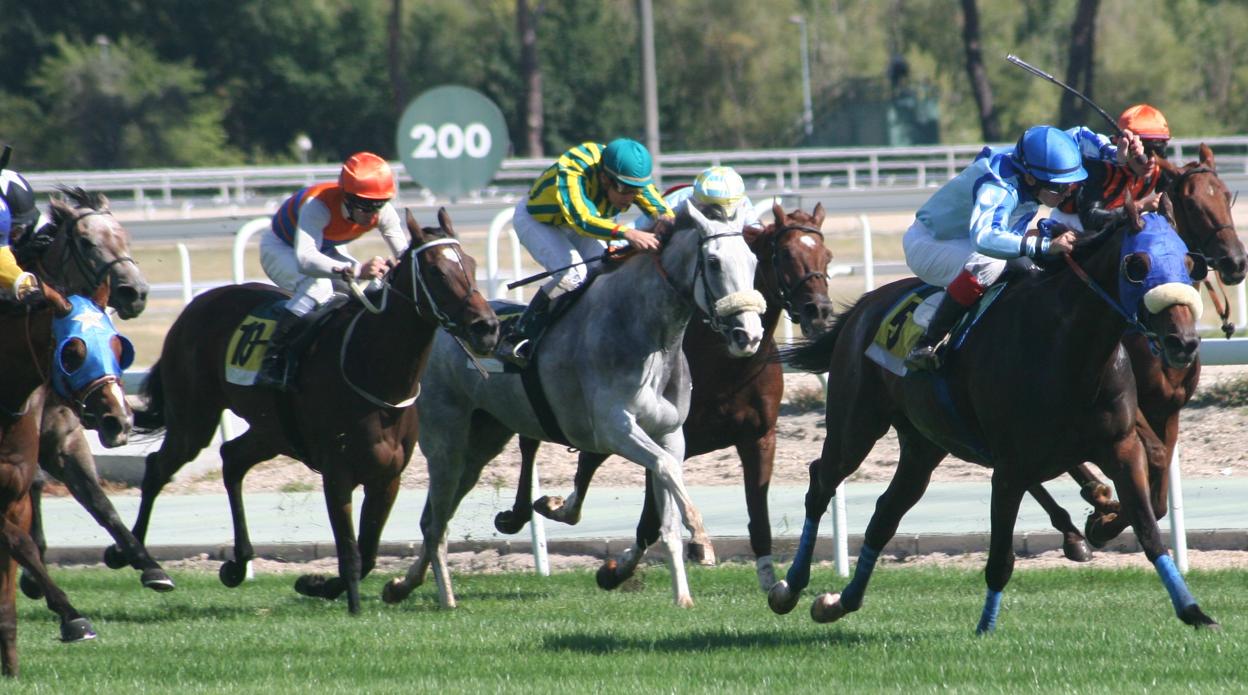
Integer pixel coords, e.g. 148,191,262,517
0,284,103,676
1026,144,1244,559
9,189,171,594
128,209,499,613
493,203,835,591
771,197,1218,632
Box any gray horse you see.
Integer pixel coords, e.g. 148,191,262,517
382,203,766,608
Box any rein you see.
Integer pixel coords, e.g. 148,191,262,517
772,222,828,320
652,230,749,333
1062,253,1162,355
47,210,139,292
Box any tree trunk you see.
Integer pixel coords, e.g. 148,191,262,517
388,0,407,118
959,0,1000,142
518,0,545,157
1059,0,1102,129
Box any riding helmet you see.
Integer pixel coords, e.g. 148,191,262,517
1012,126,1087,184
339,152,396,200
0,169,39,230
1118,104,1171,140
601,138,653,188
693,166,746,217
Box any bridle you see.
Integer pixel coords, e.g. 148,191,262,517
770,222,829,320
1165,165,1239,337
45,209,139,293
652,228,757,335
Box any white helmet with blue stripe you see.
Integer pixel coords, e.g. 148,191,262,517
693,166,746,218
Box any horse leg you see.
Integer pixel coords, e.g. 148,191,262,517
809,424,946,624
494,436,539,534
1026,483,1092,562
294,470,362,613
1,499,94,644
356,476,401,580
0,553,15,677
1103,431,1216,629
536,450,608,526
126,408,220,553
18,473,46,600
218,430,278,588
968,475,1027,633
738,431,777,591
1085,417,1168,547
597,471,659,592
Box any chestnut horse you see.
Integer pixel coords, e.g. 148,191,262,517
494,204,835,591
0,283,105,676
1026,144,1244,559
127,209,499,613
771,197,1218,632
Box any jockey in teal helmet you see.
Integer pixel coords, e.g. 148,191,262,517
497,137,673,367
900,124,1142,371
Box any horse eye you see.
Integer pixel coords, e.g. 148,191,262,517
1122,253,1151,284
1186,253,1209,282
707,256,722,270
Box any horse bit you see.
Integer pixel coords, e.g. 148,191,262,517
772,222,828,321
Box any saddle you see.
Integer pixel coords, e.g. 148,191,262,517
866,281,1008,377
225,294,348,387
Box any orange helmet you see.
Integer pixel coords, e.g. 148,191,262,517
339,152,396,199
1117,104,1170,140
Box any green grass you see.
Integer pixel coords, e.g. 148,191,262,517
10,565,1247,693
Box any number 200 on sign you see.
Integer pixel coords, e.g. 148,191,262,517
408,123,491,159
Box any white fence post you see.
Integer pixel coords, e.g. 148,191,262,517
1168,443,1189,573
860,214,876,292
176,243,193,305
232,217,273,285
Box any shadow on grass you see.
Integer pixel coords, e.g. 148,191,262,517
543,627,877,653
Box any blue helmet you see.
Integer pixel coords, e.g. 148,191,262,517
601,138,654,188
1013,126,1087,184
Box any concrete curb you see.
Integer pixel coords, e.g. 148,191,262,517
43,529,1248,566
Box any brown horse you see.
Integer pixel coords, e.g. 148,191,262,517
9,189,171,594
127,208,498,613
0,283,104,677
1026,144,1244,559
770,196,1218,632
493,203,835,591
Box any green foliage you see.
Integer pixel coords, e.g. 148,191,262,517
1188,374,1248,409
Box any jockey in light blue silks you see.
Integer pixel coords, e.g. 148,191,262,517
901,124,1145,371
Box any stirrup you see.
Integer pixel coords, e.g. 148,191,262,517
495,337,532,368
904,344,943,372
254,357,290,391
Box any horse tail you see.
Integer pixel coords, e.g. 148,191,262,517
131,360,167,434
776,298,865,374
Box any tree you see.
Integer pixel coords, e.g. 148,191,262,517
517,0,545,157
958,0,1000,141
1058,0,1102,129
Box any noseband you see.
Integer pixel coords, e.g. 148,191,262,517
1167,166,1236,262
772,223,828,319
654,229,765,334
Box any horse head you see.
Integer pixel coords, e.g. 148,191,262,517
40,187,149,318
668,202,766,356
749,202,835,336
399,207,500,354
1157,145,1245,284
50,280,134,447
1085,191,1204,368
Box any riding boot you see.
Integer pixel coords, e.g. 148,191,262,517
254,310,304,391
904,292,972,372
495,290,554,368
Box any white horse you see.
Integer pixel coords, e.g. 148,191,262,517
382,203,766,608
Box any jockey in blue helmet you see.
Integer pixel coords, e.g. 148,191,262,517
496,137,674,367
901,124,1142,371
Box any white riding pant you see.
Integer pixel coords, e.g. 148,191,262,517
260,229,357,317
512,201,607,299
902,219,1007,289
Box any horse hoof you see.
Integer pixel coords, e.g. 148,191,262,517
103,545,129,570
60,618,97,643
295,574,346,600
381,578,411,605
810,592,848,624
534,495,567,522
756,566,778,594
141,568,176,592
1180,604,1220,630
1062,539,1093,563
686,542,717,566
1084,512,1117,549
767,580,800,615
493,510,527,535
219,560,248,588
19,572,43,600
596,559,629,591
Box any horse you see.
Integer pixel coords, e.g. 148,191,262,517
492,203,835,592
1024,143,1244,560
770,194,1219,632
0,283,103,676
380,201,767,609
9,188,171,594
126,208,499,614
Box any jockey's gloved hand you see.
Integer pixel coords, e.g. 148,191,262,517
1044,230,1078,257
621,227,661,253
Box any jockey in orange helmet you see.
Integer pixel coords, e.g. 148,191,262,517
1050,104,1166,233
256,151,405,390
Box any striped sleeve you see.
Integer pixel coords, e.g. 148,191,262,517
633,183,672,219
1067,126,1118,163
554,143,620,240
969,174,1033,259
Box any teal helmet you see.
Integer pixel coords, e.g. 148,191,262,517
1013,126,1087,184
601,138,653,188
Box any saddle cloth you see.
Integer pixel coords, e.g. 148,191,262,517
865,282,1007,377
224,301,284,386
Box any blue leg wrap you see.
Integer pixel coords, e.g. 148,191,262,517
976,588,1003,634
839,543,880,611
1154,554,1197,616
784,517,820,590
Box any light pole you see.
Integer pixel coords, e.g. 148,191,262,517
295,134,312,165
789,15,813,139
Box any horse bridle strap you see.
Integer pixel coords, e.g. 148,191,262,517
773,223,828,318
338,310,419,410
58,210,139,291
1062,254,1162,354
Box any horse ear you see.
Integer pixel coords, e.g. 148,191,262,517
1159,192,1177,228
44,283,72,318
404,208,423,243
811,202,826,228
1124,188,1144,231
1199,143,1216,172
437,207,459,238
1155,154,1179,177
771,201,785,225
686,198,709,229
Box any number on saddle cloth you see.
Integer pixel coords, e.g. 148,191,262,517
864,283,1008,377
224,296,347,387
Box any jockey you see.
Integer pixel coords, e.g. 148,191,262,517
634,165,761,229
1051,104,1170,233
255,151,405,390
496,138,674,367
902,124,1144,371
0,164,39,302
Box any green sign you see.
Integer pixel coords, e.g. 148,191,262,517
396,85,510,200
